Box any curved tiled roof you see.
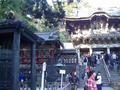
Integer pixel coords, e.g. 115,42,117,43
65,11,120,21
35,31,64,48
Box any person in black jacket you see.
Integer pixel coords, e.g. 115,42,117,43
69,71,79,90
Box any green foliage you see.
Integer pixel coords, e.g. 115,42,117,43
59,31,71,42
63,1,92,16
24,0,65,29
63,2,78,16
0,0,38,32
0,0,65,32
0,0,25,19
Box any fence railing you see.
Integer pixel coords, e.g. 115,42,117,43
61,83,71,90
19,82,71,90
0,49,13,59
102,59,111,84
45,82,70,90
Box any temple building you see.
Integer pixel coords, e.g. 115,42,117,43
0,18,79,90
65,11,120,55
0,19,63,90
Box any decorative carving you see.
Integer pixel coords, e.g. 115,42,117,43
66,13,120,46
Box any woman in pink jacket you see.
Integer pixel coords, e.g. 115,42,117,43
87,71,97,90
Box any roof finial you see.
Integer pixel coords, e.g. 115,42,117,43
6,10,15,20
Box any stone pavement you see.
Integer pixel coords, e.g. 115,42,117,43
78,87,114,90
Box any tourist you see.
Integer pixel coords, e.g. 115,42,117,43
85,64,92,76
19,72,25,88
83,56,88,68
111,52,117,70
69,71,79,90
117,54,120,71
87,71,97,90
104,53,109,65
96,72,102,90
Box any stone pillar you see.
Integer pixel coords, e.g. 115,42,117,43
12,31,21,90
76,49,82,65
89,47,93,55
31,43,36,90
89,28,92,34
107,47,110,54
76,49,81,80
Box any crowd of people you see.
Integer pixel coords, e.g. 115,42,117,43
67,53,103,90
67,52,120,90
81,53,102,90
104,52,120,71
82,67,102,90
67,65,102,90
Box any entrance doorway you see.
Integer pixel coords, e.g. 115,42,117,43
80,48,89,55
93,48,106,54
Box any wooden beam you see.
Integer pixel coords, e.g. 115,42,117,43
0,29,14,33
22,32,36,43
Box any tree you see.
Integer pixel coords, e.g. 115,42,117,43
0,0,26,19
24,0,65,29
0,0,65,32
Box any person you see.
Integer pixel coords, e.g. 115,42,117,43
69,71,79,90
83,56,88,67
19,72,25,88
104,53,109,65
66,73,71,83
85,65,92,76
112,52,117,70
117,54,120,71
87,71,97,90
96,72,102,90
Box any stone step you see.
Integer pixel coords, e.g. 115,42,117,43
77,61,111,88
78,87,114,90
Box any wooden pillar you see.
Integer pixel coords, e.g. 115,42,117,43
31,43,36,90
12,31,21,90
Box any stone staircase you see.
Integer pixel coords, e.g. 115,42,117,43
76,59,110,88
78,65,85,88
94,61,110,86
108,67,120,90
109,69,120,82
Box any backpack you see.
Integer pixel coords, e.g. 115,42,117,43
84,57,87,62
